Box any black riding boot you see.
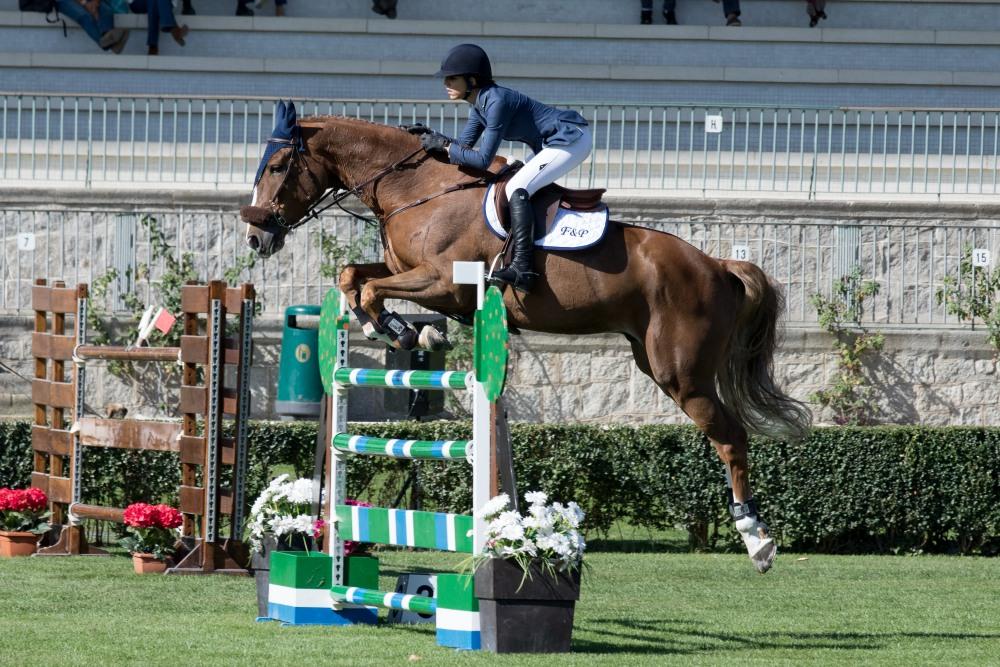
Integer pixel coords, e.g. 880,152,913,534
493,188,538,294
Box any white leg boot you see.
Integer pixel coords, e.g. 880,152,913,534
734,512,777,574
730,497,776,574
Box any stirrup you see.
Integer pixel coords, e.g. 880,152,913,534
491,266,538,294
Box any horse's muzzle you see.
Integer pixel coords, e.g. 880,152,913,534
240,205,286,257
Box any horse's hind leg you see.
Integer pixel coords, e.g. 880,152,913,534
671,387,776,574
637,324,777,573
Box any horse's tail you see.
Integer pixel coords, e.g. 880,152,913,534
718,260,812,442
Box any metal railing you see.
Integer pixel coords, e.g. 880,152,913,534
2,207,997,328
3,94,1000,197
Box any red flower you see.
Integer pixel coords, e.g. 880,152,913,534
123,503,158,528
24,488,48,512
0,488,12,511
153,505,182,529
4,489,29,512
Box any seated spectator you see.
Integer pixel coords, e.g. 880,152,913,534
372,0,396,19
640,0,674,24
640,1,741,27
253,0,287,16
54,0,129,52
127,0,189,55
179,0,254,16
806,0,827,27
712,0,741,26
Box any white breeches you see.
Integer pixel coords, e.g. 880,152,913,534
504,126,593,198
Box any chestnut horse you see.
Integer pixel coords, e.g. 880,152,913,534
241,110,811,573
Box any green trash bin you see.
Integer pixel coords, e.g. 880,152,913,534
276,305,323,419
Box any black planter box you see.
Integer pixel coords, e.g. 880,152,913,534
474,558,581,653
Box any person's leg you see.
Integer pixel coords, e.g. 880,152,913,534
663,0,677,23
274,0,285,15
55,0,104,44
158,0,187,46
129,0,158,49
504,127,593,197
722,0,741,20
96,0,115,35
495,128,593,293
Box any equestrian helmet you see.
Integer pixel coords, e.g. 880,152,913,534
435,44,493,81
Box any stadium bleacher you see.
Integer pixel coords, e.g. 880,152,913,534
1,0,1000,106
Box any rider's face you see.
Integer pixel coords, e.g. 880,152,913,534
444,75,469,101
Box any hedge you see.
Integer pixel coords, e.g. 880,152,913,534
1,420,997,555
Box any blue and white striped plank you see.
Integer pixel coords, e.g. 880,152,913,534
334,368,473,391
331,586,437,616
333,433,472,460
436,608,482,650
335,505,474,553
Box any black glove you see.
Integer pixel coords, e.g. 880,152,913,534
420,131,450,154
401,123,431,135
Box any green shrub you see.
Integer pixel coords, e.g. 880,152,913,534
2,420,998,555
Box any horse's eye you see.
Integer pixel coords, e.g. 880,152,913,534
270,164,287,174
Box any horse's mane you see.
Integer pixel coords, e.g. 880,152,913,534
297,113,507,175
299,114,413,137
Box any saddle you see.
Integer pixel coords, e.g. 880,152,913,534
491,162,606,238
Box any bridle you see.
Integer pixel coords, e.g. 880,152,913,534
259,136,427,232
257,129,496,235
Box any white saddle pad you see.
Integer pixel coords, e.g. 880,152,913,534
482,183,609,251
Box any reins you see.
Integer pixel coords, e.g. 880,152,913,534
266,144,427,231
263,132,499,232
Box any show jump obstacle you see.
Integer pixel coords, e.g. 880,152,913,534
308,261,509,649
30,279,255,574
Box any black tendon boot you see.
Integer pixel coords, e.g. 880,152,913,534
493,188,539,294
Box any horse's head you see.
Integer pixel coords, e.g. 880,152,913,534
241,101,340,257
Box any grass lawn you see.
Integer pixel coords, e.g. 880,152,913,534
0,540,997,666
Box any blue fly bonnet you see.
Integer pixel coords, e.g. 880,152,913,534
254,100,305,188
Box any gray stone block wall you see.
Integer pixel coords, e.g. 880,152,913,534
2,191,998,426
1,313,996,426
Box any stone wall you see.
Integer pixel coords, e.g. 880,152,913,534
1,189,997,425
0,314,995,426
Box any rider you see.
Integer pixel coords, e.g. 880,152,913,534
411,44,592,294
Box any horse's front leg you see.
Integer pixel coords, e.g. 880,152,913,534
360,262,469,351
339,262,393,330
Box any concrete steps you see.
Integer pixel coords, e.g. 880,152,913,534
5,0,1000,29
2,10,1000,106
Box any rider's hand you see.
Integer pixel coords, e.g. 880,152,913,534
401,123,432,135
420,131,450,154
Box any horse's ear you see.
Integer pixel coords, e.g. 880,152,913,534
275,99,287,120
286,100,297,124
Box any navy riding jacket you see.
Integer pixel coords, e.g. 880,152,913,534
447,84,588,171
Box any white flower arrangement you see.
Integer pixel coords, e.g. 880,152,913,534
475,491,586,575
246,474,326,553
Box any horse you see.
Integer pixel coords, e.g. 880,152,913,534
241,104,812,573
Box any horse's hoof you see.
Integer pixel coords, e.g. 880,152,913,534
749,538,777,574
361,321,395,347
418,326,452,351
